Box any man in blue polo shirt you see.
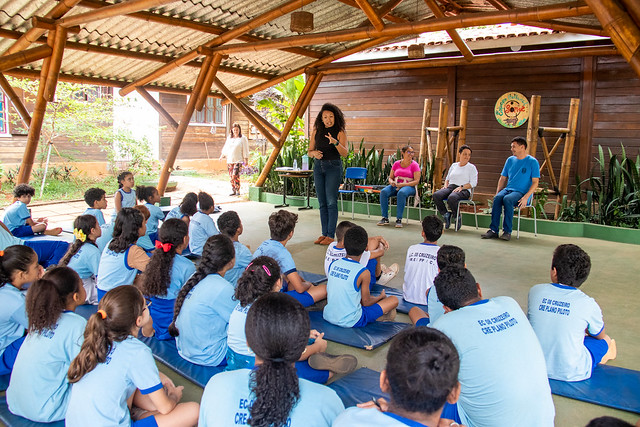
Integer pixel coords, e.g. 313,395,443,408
482,136,539,241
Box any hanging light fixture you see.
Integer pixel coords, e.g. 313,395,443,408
291,10,314,33
407,43,425,58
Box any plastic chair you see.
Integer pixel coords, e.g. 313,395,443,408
453,189,478,231
516,194,537,239
390,191,422,224
339,167,370,219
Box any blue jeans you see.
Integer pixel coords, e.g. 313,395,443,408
489,189,524,234
314,159,342,238
380,185,416,220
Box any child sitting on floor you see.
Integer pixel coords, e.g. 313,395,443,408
113,170,136,215
217,211,252,287
7,267,86,422
83,187,108,227
324,220,398,287
166,192,198,226
333,327,462,427
0,221,68,268
59,214,102,304
253,210,326,307
188,191,219,256
528,244,617,381
134,204,154,252
226,256,357,383
402,215,443,305
136,185,164,245
3,184,62,237
140,218,194,340
409,244,466,327
324,225,398,328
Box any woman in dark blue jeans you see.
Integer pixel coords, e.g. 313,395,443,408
308,103,348,245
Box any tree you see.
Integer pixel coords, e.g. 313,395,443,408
253,75,306,140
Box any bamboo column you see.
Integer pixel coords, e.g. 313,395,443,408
255,74,323,187
555,98,580,218
195,54,223,112
136,87,178,130
418,98,433,178
157,56,213,196
526,95,541,157
44,26,68,101
243,104,282,140
432,98,448,189
0,45,53,72
458,99,468,146
296,72,323,118
0,73,31,127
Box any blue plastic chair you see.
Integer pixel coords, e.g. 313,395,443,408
339,167,370,219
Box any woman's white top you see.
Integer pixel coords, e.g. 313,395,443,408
445,162,478,188
221,136,249,164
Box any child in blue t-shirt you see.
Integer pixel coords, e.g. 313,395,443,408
253,210,326,307
140,218,195,340
3,184,62,237
324,225,398,328
528,244,617,381
169,234,237,366
333,327,462,427
96,208,150,301
409,244,466,327
66,285,199,427
166,192,198,226
113,171,136,215
188,191,219,256
217,210,252,287
59,214,102,304
83,187,108,227
136,185,165,245
7,267,86,422
200,292,345,426
226,256,356,383
0,245,43,375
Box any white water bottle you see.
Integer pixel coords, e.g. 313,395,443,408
301,154,309,171
293,159,298,170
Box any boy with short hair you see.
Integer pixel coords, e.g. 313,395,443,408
83,187,107,226
3,184,61,237
189,192,219,256
324,225,398,328
431,267,555,427
402,215,443,305
218,211,252,287
324,220,398,286
253,210,326,307
409,244,465,327
528,244,616,381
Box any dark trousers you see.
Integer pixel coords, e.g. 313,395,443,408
432,185,470,216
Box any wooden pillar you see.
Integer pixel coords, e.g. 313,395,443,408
255,75,323,187
136,87,178,130
458,99,468,147
418,98,433,178
555,98,580,218
577,56,596,182
243,104,282,140
526,95,541,157
44,26,67,101
432,98,448,189
195,54,223,112
0,73,31,127
297,73,324,118
157,56,212,195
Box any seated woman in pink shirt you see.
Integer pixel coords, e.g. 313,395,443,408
377,146,421,228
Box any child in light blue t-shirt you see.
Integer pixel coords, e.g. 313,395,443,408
3,184,62,237
188,191,219,256
166,192,198,225
200,292,345,427
113,171,136,216
137,185,165,245
217,211,252,287
59,214,102,304
7,267,86,423
65,285,199,427
140,218,195,340
83,187,108,227
170,234,236,366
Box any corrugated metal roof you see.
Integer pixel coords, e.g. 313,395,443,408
0,0,608,96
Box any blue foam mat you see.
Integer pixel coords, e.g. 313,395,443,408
328,368,387,408
549,365,640,414
20,233,74,243
0,374,9,391
307,311,408,350
370,284,428,314
299,270,328,285
0,397,64,427
138,335,224,388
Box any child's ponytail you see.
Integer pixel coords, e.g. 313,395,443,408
169,234,234,337
141,218,188,297
68,286,145,383
59,215,99,266
26,267,81,333
0,245,37,286
234,256,281,307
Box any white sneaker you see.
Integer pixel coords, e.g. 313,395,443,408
377,263,399,286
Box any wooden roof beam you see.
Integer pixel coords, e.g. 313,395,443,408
354,0,386,31
31,16,81,34
485,0,509,11
424,0,474,61
136,87,178,130
0,73,31,127
621,0,640,29
524,21,607,37
357,0,406,27
0,45,52,72
69,0,324,59
119,0,319,96
212,2,593,55
3,0,82,56
57,0,180,27
338,0,407,23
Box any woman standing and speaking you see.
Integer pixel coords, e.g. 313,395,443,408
220,122,250,196
308,103,348,245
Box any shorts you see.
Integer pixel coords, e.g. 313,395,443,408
441,402,462,424
352,304,384,328
415,317,430,327
285,290,315,308
11,225,34,237
132,415,158,427
584,336,609,368
0,335,26,375
366,258,377,287
97,288,107,301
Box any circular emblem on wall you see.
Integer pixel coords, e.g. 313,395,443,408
495,92,530,128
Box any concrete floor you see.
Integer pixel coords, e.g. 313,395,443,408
3,183,639,426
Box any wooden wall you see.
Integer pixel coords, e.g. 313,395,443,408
309,56,640,195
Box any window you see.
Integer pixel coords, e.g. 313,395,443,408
190,97,224,125
0,92,9,135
